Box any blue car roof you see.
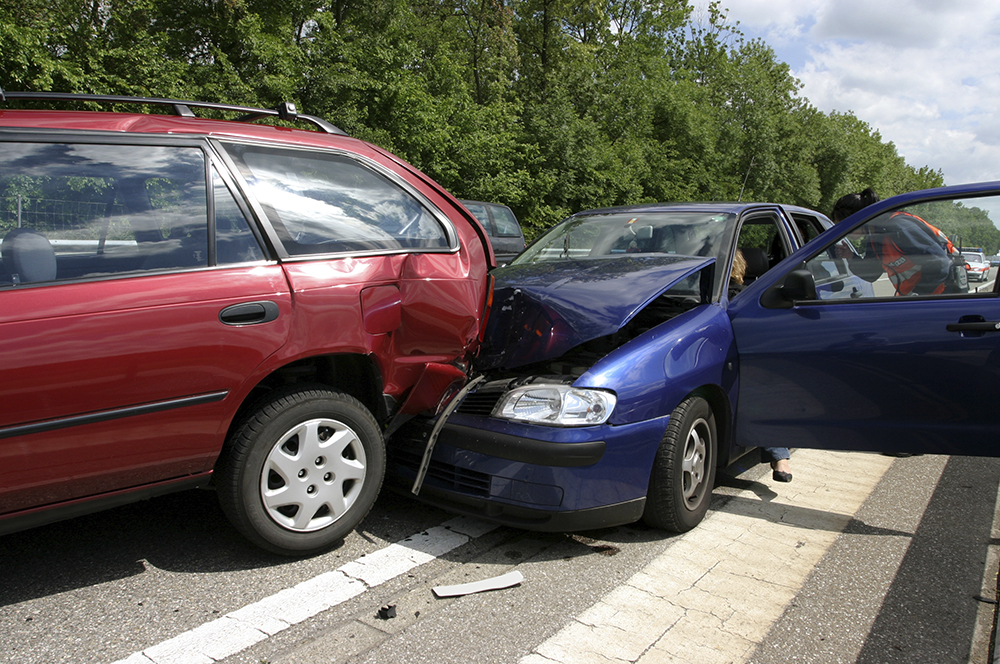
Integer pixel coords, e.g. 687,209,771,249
568,201,819,217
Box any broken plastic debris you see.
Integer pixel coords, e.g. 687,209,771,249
432,571,524,598
377,604,396,619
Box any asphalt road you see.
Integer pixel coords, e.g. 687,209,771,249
752,453,1000,664
1,449,998,664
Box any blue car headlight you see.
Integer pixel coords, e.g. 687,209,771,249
492,385,617,426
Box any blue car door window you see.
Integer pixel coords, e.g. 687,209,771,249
731,212,794,290
730,191,1000,458
803,198,982,299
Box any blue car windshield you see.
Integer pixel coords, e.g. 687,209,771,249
513,211,739,266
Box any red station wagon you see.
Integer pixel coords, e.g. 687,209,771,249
0,92,493,555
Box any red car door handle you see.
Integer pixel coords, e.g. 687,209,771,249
219,301,280,326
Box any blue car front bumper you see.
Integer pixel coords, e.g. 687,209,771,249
388,413,671,531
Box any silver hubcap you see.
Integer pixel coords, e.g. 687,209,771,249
681,417,710,507
260,418,367,532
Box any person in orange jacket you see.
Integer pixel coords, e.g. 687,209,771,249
834,189,967,296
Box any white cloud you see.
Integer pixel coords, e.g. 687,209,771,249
697,0,1000,188
709,0,822,32
814,0,962,46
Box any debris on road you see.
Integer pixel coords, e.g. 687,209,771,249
432,571,524,598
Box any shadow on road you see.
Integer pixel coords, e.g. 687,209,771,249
0,488,456,608
855,455,1000,663
713,475,916,538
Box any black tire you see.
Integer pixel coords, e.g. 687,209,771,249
642,395,717,533
217,387,384,556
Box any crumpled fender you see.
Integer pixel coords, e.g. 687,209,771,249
477,255,715,370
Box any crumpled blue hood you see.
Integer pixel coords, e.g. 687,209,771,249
477,255,714,370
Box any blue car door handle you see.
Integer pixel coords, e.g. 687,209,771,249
219,301,280,326
946,320,1000,332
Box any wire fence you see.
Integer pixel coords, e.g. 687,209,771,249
0,196,127,239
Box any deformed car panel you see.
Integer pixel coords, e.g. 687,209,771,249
394,260,741,530
578,300,737,426
390,202,819,532
393,187,1000,538
478,255,715,371
0,95,493,556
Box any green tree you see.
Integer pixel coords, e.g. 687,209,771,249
0,0,955,237
918,201,1000,254
0,0,187,97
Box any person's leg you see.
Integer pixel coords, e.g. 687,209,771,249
761,447,792,482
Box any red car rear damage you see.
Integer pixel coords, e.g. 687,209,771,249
0,93,492,555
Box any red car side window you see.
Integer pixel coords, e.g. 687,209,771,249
222,142,450,256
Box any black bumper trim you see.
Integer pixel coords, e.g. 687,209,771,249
437,423,606,467
394,481,646,532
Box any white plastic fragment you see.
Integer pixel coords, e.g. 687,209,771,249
432,571,524,598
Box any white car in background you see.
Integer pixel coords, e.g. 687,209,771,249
962,251,991,282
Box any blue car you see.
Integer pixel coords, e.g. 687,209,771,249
390,185,1000,533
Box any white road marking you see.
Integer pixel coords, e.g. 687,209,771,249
111,516,498,664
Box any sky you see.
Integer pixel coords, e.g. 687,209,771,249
690,0,1000,190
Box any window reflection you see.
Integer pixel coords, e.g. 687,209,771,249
223,144,449,256
806,196,999,299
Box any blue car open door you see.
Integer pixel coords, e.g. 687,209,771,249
729,183,1000,457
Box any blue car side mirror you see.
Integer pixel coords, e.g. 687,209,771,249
761,269,818,309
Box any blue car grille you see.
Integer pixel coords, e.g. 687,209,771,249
392,447,491,497
456,390,503,417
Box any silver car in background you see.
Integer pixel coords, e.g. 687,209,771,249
962,250,992,281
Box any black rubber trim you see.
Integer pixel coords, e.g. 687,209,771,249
0,391,229,440
391,480,645,532
947,320,1000,332
437,423,606,467
0,474,212,536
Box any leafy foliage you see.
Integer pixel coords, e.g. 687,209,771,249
913,200,1000,254
1,0,979,244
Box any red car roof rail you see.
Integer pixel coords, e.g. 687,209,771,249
0,89,348,136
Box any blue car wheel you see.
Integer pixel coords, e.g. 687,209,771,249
642,395,717,532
